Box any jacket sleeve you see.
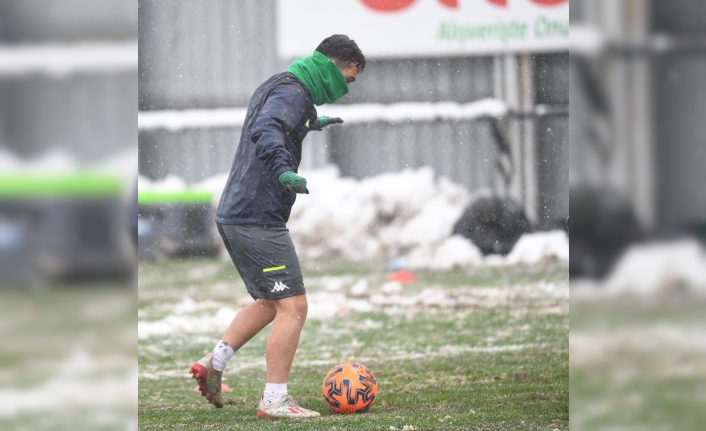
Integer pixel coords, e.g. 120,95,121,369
250,89,305,178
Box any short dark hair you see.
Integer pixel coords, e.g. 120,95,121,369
315,35,366,73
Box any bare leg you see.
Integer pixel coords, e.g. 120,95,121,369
265,294,308,383
221,299,277,350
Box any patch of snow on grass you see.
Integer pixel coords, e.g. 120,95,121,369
138,307,237,339
0,349,135,418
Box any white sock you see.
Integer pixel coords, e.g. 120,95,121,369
262,383,288,406
211,340,234,372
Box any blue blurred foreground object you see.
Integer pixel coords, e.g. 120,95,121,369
0,174,134,286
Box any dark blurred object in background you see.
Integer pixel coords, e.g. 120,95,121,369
453,195,530,255
569,184,644,279
137,189,219,260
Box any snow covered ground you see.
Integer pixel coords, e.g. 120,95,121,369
138,278,568,340
139,165,570,269
572,239,706,298
570,240,706,429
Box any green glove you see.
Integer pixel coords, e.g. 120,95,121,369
279,171,309,194
312,116,343,130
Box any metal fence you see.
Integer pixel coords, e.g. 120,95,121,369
0,0,137,161
330,120,500,190
138,0,280,110
137,0,569,225
570,0,706,228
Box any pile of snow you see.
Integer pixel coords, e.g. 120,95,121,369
93,148,138,188
602,240,706,295
140,166,570,269
1,147,136,178
405,235,485,270
286,165,476,261
571,240,706,298
503,230,570,266
0,148,77,173
137,173,186,193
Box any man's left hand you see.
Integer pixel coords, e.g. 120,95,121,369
312,116,343,130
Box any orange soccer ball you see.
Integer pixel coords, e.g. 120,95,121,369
322,361,378,414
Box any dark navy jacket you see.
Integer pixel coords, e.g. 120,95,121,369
216,72,318,227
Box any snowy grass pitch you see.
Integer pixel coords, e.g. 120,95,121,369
0,287,136,431
138,258,568,430
571,295,706,429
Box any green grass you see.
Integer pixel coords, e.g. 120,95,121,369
138,258,568,430
0,286,136,431
570,295,706,430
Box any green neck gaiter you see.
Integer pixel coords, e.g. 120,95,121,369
287,51,349,105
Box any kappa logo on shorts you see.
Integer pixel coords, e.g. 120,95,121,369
271,281,290,292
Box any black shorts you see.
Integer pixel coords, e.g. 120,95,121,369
216,223,306,301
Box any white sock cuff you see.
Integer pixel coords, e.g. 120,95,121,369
262,383,288,405
264,383,287,394
215,340,234,355
211,340,235,372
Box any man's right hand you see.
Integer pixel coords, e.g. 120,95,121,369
278,171,309,194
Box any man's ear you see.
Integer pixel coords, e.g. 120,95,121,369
330,58,344,71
